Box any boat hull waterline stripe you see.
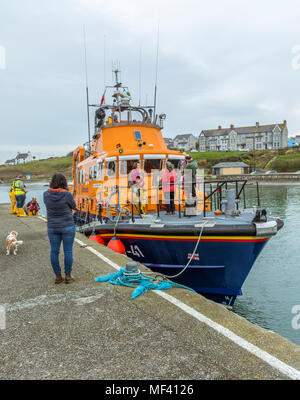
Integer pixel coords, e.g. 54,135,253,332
99,233,269,243
37,219,300,380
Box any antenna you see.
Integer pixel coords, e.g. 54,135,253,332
138,46,142,106
103,34,106,89
153,21,160,122
83,25,91,150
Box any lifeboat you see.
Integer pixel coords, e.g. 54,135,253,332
70,70,284,307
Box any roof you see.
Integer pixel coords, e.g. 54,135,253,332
212,162,249,168
16,153,29,159
164,137,174,143
5,159,15,163
201,122,286,137
174,134,195,140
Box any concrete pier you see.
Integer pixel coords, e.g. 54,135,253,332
1,202,300,380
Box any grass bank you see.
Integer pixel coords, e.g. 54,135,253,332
186,148,300,173
0,157,73,182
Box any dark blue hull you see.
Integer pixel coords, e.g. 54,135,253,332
97,233,269,307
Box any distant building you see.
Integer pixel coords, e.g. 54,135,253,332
15,151,32,164
295,135,300,145
199,121,288,152
288,137,297,147
212,162,250,176
5,158,16,165
164,137,174,149
173,134,198,151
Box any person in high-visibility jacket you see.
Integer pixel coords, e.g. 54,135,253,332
9,182,17,214
13,176,28,217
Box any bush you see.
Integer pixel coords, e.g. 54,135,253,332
268,156,300,172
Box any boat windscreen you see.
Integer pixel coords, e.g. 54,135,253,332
143,159,163,173
166,158,184,169
106,161,116,177
119,159,140,176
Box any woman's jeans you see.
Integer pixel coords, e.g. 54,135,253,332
47,225,75,275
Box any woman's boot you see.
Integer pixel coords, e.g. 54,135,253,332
65,273,74,284
55,274,64,284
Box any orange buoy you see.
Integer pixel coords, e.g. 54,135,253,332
89,234,105,245
107,235,126,254
214,209,223,215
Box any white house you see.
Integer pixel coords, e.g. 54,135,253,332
199,121,288,152
173,134,198,151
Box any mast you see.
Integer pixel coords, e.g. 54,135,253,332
153,22,160,123
83,26,91,151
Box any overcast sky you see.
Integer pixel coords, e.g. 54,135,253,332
1,0,300,163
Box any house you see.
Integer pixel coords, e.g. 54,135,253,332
295,135,300,145
5,158,16,165
173,134,197,151
164,137,174,149
15,151,31,164
212,162,250,176
199,121,288,152
288,137,297,147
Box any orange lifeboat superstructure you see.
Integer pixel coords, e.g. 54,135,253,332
70,69,209,220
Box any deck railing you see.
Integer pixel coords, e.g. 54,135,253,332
74,178,260,226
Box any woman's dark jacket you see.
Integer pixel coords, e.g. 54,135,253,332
43,189,76,228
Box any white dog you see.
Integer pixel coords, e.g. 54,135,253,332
6,231,23,256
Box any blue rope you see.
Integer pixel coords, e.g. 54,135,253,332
94,268,195,299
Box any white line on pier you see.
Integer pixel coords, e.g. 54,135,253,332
37,217,300,380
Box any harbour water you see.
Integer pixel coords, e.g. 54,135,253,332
0,181,299,345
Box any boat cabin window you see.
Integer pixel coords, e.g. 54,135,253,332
166,156,185,169
119,159,140,176
166,159,182,169
89,166,93,180
106,161,116,177
79,168,84,185
143,158,164,173
97,161,104,179
93,165,97,180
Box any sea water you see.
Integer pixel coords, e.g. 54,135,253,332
0,181,300,345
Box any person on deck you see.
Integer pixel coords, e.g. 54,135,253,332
183,155,198,198
129,162,146,214
161,162,177,215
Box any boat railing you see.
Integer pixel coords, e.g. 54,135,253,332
75,178,260,226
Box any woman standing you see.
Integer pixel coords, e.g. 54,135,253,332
161,162,177,215
43,173,77,284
